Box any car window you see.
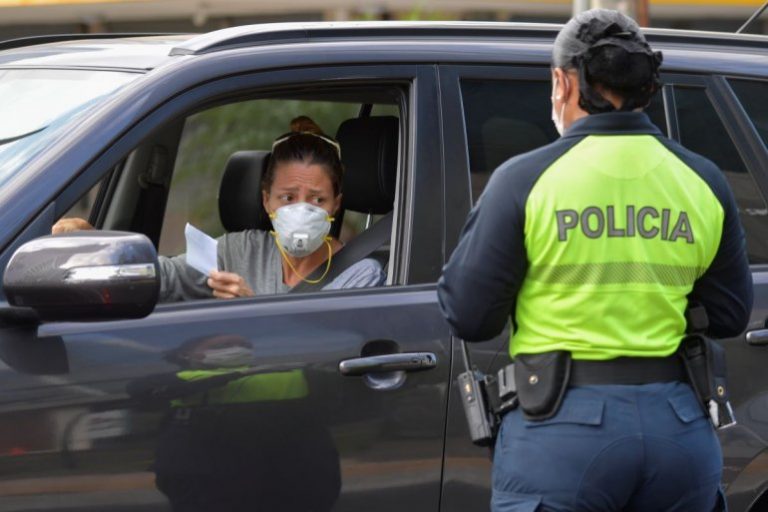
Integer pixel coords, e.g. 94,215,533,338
0,69,139,186
460,80,667,202
50,79,405,302
645,89,667,136
61,177,104,222
675,85,768,264
728,78,768,149
137,91,402,300
460,80,558,202
160,99,360,255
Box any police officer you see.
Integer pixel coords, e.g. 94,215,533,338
438,9,752,512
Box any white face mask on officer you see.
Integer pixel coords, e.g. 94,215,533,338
269,202,333,258
551,72,569,136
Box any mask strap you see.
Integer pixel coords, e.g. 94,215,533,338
272,233,333,285
559,102,566,125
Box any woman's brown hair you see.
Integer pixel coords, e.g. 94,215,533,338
262,116,344,196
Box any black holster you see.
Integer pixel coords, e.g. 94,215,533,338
514,351,572,421
678,334,736,429
457,337,521,448
485,364,518,417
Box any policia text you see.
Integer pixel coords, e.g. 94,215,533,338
556,205,694,243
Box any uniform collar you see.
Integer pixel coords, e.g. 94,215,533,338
562,111,663,139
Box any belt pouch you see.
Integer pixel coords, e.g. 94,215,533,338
514,351,571,421
679,334,735,429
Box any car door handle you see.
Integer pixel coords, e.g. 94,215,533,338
746,329,768,346
338,352,437,376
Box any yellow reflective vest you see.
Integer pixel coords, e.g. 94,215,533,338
438,112,752,360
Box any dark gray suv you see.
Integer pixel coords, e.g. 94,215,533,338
1,22,768,512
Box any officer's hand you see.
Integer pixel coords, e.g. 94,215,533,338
52,217,94,234
207,270,255,299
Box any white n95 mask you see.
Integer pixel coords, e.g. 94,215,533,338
551,101,566,137
551,77,566,137
269,202,333,258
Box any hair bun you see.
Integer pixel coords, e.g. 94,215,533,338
290,115,325,135
576,19,634,47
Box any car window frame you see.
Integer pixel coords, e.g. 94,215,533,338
25,63,444,312
656,73,768,267
725,76,768,153
715,75,768,201
438,64,553,257
665,73,768,202
154,88,396,256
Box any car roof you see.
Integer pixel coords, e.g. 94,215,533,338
0,21,766,73
0,34,193,70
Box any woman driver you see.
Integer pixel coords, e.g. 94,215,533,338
52,117,386,301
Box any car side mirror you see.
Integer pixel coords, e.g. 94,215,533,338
3,231,160,322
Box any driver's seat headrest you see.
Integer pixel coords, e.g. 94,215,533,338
336,116,399,215
218,150,273,232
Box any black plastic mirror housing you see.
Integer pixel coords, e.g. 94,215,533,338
3,231,160,321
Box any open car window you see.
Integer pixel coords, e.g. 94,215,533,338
58,85,404,301
160,98,362,254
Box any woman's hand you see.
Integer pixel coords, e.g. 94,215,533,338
207,270,255,299
52,217,94,234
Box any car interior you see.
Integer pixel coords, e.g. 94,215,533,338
60,84,405,299
217,114,399,290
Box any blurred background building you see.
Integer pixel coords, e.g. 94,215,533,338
0,0,765,40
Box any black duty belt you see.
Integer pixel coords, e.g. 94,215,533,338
569,355,686,386
491,352,691,423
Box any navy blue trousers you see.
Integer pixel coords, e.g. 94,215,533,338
492,382,724,512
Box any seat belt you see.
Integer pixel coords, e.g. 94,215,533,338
290,211,393,293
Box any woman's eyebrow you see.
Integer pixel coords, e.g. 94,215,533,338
274,186,326,195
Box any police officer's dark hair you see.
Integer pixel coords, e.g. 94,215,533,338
553,9,663,114
262,116,344,197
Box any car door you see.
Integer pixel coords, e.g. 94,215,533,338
0,63,450,512
437,64,561,511
666,74,768,511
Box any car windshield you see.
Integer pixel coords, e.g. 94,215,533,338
0,69,139,185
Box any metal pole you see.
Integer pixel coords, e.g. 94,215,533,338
575,0,650,22
583,0,633,16
635,0,650,26
572,0,590,16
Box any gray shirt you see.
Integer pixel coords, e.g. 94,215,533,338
158,229,385,302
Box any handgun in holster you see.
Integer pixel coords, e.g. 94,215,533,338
679,305,736,430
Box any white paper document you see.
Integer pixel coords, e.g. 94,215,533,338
185,223,218,275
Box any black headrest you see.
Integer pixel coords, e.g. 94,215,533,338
218,150,273,232
336,116,399,214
